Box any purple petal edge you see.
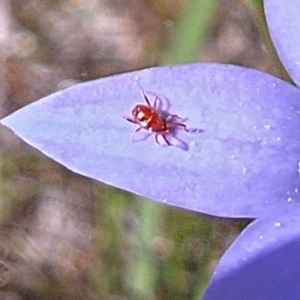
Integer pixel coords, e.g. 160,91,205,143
204,204,300,300
265,0,300,86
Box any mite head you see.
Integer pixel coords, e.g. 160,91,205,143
132,105,153,127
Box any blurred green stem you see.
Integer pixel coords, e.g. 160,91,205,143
128,198,163,297
166,0,217,65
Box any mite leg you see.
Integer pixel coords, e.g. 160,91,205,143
131,126,143,142
154,134,161,145
124,116,138,124
141,90,162,109
141,90,152,107
169,114,183,119
153,95,162,110
167,122,190,132
161,134,173,146
168,122,203,133
155,134,173,146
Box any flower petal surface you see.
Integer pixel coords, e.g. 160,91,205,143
2,64,300,217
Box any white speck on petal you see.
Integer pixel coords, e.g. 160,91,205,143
264,124,271,130
274,222,282,228
297,162,300,176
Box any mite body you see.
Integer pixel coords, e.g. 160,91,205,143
125,90,196,146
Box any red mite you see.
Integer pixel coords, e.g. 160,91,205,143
124,90,197,146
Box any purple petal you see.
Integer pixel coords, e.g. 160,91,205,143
265,0,300,86
1,64,300,218
204,203,300,300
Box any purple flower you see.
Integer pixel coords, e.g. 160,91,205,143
1,0,300,299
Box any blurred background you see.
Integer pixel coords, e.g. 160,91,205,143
0,0,288,299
